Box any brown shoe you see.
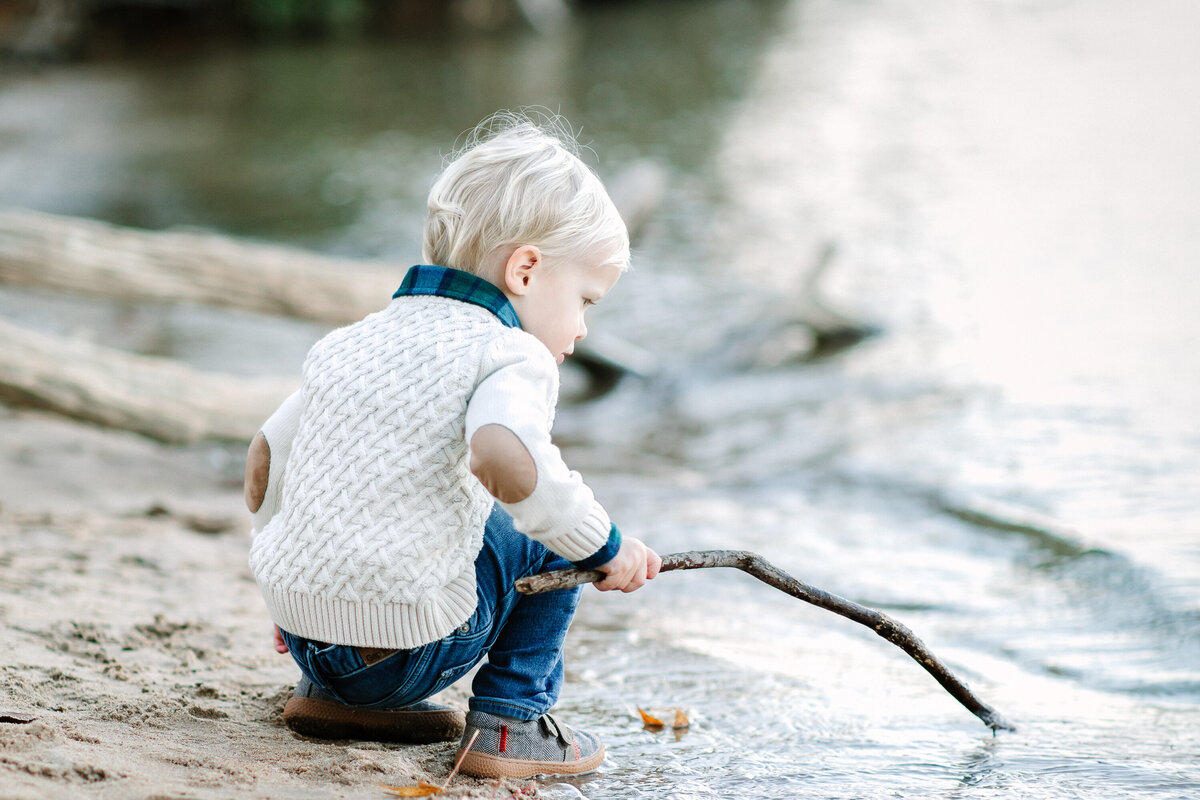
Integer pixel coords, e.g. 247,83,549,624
283,677,465,744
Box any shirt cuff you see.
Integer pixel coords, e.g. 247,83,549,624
571,525,622,570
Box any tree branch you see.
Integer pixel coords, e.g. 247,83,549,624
515,549,1015,733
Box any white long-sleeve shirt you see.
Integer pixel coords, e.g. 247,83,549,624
248,267,616,649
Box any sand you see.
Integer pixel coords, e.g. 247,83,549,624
0,407,537,799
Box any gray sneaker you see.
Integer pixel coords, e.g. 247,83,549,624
282,677,465,744
455,709,605,778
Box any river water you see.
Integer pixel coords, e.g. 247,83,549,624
2,1,1198,798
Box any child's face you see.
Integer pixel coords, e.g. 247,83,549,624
510,253,622,365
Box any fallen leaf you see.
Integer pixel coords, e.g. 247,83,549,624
638,706,690,732
637,707,665,728
378,780,443,797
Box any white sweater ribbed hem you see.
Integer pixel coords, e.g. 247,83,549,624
508,496,612,563
260,571,478,650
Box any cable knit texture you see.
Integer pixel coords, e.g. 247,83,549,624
249,292,612,650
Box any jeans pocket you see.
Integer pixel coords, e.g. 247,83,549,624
377,606,493,706
424,605,494,695
423,648,482,699
324,647,417,706
310,641,368,680
279,630,361,697
347,641,471,709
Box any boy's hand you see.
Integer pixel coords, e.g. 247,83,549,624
273,625,289,654
595,537,662,593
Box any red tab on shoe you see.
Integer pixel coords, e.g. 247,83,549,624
499,724,508,753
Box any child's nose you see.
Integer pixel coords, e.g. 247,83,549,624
577,319,588,340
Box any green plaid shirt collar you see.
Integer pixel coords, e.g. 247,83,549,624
393,265,522,329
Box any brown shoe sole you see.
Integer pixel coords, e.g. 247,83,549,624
283,696,465,744
454,744,605,779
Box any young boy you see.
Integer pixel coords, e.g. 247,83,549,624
244,111,661,779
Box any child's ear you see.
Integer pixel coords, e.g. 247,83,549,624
502,245,542,297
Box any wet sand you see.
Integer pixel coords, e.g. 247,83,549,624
0,407,524,799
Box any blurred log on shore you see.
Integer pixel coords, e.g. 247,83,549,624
0,209,392,442
0,315,294,444
0,209,399,324
717,242,880,369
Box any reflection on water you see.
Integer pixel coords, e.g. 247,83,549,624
2,0,1199,797
0,0,783,252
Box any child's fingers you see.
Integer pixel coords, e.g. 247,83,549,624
594,538,658,592
595,564,635,592
595,561,634,592
616,550,651,592
272,625,289,654
620,573,647,592
646,548,663,580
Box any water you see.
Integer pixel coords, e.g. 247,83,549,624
2,0,1198,797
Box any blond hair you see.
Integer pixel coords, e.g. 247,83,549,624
422,110,629,277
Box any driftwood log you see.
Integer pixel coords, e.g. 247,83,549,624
0,209,399,325
0,316,294,444
516,549,1016,733
0,209,392,441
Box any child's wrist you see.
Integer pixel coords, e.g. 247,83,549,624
571,524,622,570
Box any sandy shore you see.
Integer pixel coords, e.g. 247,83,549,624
0,407,537,799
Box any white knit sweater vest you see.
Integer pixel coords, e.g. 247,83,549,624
250,297,507,649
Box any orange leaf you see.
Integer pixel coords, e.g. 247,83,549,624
672,709,690,729
637,706,665,728
378,780,443,797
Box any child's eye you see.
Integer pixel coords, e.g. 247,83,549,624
583,298,596,307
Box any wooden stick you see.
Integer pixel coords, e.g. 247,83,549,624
443,729,479,790
515,549,1015,733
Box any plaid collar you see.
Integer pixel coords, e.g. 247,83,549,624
393,265,522,329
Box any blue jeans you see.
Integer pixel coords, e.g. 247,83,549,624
279,505,581,721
